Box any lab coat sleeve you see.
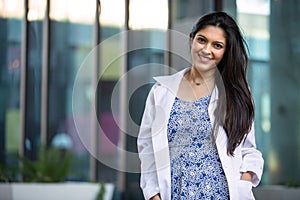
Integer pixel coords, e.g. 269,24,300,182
137,84,160,200
240,123,264,187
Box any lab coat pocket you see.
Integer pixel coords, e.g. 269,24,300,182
237,180,255,200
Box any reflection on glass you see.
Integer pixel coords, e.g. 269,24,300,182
129,0,168,30
100,0,125,27
28,0,46,21
237,0,269,61
237,0,270,15
0,0,24,18
50,0,95,24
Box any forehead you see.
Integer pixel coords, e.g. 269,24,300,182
196,25,226,42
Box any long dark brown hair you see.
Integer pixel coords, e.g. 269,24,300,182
190,12,254,156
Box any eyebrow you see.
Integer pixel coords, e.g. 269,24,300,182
196,34,225,45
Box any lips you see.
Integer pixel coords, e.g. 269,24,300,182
198,54,212,63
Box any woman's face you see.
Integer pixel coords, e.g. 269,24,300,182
190,25,226,75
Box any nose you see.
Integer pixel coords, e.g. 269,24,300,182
202,44,211,54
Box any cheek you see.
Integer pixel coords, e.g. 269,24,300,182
213,51,225,65
190,45,198,55
190,41,196,49
191,42,203,53
216,51,225,60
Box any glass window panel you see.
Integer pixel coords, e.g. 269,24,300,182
24,0,47,160
124,2,173,196
95,0,125,193
25,25,42,158
237,0,270,185
0,0,24,181
268,0,300,185
48,0,95,181
170,0,214,72
172,0,213,21
124,33,167,200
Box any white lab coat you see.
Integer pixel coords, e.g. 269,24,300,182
137,68,264,200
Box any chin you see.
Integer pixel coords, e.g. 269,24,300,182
193,62,217,72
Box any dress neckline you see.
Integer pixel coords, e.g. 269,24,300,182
175,94,211,104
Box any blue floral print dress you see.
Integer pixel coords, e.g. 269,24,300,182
167,95,230,199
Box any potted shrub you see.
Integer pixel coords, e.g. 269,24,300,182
0,146,113,200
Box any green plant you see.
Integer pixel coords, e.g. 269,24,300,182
0,163,16,182
286,178,300,188
17,146,72,182
95,181,106,200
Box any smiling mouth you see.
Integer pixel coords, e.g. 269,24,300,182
199,55,212,63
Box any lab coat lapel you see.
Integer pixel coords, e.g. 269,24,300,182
150,68,187,200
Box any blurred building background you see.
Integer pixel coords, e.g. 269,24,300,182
0,0,299,199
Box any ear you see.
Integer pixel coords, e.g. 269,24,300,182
189,33,193,46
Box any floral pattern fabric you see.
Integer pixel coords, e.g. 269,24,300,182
167,95,230,200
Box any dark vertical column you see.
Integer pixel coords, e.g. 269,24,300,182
41,0,50,147
270,0,300,184
0,18,8,164
119,0,129,199
20,0,28,159
214,0,223,11
90,0,101,183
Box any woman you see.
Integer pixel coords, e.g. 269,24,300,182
137,12,264,200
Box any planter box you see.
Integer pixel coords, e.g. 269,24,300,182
253,185,300,200
0,182,114,200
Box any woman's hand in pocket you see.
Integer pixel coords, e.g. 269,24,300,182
238,180,255,200
241,171,254,182
239,172,255,200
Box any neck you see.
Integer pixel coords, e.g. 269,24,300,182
189,67,215,86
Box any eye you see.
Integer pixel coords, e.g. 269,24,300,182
197,37,206,44
214,43,224,49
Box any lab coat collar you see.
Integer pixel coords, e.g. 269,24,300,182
153,68,188,95
153,67,219,102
